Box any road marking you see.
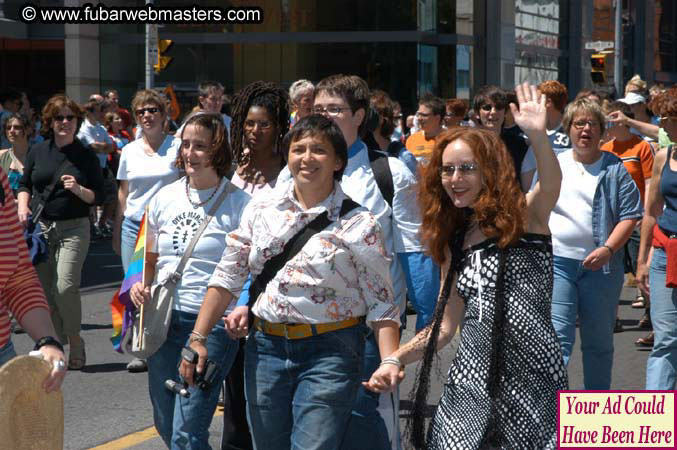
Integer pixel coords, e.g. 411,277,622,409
90,409,224,449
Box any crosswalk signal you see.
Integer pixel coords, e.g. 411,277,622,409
154,39,173,74
590,53,606,84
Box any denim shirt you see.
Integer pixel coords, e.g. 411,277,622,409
591,151,643,274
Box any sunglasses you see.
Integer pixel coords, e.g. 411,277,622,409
135,107,160,116
439,163,478,177
54,115,75,122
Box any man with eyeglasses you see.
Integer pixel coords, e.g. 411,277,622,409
405,93,445,165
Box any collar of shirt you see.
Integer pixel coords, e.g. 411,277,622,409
347,139,366,159
282,179,345,221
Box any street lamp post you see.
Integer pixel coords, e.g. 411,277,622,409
614,0,623,96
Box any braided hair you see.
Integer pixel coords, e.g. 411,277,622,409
230,81,290,166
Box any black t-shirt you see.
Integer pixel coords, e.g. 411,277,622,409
18,138,105,220
501,127,529,184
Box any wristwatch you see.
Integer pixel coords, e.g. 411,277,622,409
33,336,65,353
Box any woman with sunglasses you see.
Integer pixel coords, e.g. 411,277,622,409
637,86,677,389
366,83,566,449
548,98,642,390
17,95,105,370
113,89,181,373
0,113,31,196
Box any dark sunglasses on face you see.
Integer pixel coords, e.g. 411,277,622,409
54,115,76,122
135,107,160,116
480,104,505,112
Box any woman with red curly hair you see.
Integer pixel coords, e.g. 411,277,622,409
366,83,566,449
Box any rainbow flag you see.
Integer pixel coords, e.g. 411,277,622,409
110,212,148,353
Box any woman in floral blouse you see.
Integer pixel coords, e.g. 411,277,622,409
181,115,401,449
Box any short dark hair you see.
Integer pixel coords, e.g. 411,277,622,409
282,114,348,181
419,93,445,117
315,74,371,137
2,112,31,140
176,112,232,178
0,88,21,105
198,81,224,99
473,85,508,114
607,101,635,120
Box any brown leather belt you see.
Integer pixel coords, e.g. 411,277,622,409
253,316,362,340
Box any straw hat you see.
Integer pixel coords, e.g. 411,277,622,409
0,355,64,450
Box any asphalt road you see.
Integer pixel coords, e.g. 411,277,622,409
11,239,653,449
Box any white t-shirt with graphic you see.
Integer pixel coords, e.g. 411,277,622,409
117,135,181,221
147,177,251,315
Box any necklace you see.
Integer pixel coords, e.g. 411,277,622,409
185,178,221,209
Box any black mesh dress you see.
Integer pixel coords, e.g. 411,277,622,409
427,233,568,450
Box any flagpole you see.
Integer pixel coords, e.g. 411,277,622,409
138,206,149,349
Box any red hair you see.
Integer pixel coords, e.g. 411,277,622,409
418,127,527,264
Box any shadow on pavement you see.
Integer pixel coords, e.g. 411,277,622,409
81,362,129,373
82,323,113,331
82,239,124,288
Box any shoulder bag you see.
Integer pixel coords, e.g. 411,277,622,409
127,181,231,358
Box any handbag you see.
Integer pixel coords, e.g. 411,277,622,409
127,181,232,359
30,158,72,224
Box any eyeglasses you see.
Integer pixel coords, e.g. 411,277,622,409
480,104,505,112
135,107,160,116
54,115,75,122
312,106,351,116
572,119,600,130
244,119,273,130
439,163,478,177
415,112,434,118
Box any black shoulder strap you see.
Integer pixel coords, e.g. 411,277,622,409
248,197,360,306
367,148,394,209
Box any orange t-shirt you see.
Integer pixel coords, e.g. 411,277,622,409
601,135,654,203
405,131,436,163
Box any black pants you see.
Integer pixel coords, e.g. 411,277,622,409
221,338,253,450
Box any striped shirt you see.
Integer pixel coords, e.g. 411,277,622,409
0,167,48,348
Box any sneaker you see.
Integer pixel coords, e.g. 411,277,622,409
127,358,148,373
91,224,103,240
99,223,113,238
631,295,646,309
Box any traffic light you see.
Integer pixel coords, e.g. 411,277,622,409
590,53,606,84
154,39,173,74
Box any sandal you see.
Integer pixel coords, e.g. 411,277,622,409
638,312,652,330
631,295,646,309
68,338,86,370
635,331,654,348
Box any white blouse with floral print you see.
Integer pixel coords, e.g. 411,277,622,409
209,181,400,328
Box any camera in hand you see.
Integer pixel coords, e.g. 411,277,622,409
180,345,218,391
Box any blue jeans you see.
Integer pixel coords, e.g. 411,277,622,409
0,340,16,367
340,331,392,450
551,255,624,389
147,310,239,450
120,216,141,274
646,248,677,389
244,323,366,450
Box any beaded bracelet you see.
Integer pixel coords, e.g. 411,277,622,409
379,356,404,369
189,330,207,344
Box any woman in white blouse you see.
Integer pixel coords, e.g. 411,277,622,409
181,115,401,449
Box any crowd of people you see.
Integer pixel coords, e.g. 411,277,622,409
0,72,675,449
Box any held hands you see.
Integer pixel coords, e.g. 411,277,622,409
129,282,150,308
363,359,405,394
224,306,249,339
510,82,547,135
178,341,208,386
39,345,67,393
582,246,613,271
